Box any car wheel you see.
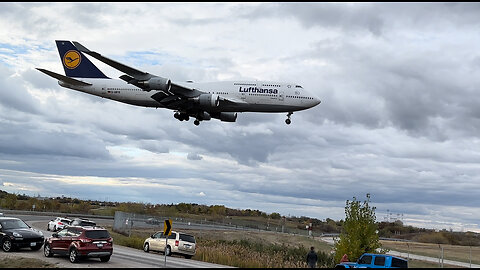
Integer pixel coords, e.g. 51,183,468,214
53,225,57,232
100,256,110,262
44,243,53,257
184,255,193,259
69,248,79,263
47,224,50,231
143,242,149,252
2,238,13,252
165,246,171,256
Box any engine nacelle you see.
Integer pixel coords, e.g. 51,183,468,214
193,94,219,108
197,111,211,121
139,77,171,92
212,112,237,122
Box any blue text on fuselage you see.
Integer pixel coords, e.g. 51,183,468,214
239,86,278,94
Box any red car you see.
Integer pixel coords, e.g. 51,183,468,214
43,226,113,263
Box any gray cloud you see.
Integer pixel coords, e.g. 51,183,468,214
187,153,203,161
0,2,479,232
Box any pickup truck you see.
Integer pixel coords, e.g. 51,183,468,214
335,253,408,268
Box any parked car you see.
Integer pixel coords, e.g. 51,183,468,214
0,217,44,252
47,217,72,232
43,226,113,263
335,253,408,268
69,218,96,227
146,218,161,225
143,230,196,259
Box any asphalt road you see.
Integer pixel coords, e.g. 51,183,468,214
2,214,231,268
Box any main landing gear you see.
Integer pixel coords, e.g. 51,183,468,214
285,112,293,125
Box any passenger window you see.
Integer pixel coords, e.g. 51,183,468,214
68,228,81,237
57,229,68,237
168,233,177,239
374,256,385,266
392,258,408,268
358,255,372,264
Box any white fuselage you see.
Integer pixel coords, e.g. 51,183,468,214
59,78,321,113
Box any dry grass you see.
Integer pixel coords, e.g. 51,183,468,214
0,257,57,268
381,240,480,265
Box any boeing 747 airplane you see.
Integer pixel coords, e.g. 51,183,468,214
37,41,321,125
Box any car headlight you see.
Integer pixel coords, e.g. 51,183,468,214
13,232,22,238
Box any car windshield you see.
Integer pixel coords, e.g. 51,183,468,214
85,230,110,239
0,219,29,229
60,219,71,223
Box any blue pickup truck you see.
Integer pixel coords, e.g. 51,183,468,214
335,253,408,268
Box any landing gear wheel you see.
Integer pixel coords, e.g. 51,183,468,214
194,120,200,126
285,112,293,125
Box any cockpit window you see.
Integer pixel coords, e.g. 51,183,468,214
295,85,303,88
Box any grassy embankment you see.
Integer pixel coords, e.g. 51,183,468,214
108,226,471,268
381,240,480,265
107,227,336,268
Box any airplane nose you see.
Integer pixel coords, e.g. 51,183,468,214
313,96,321,106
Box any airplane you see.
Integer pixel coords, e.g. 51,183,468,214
37,40,321,125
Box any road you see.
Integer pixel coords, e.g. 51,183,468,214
2,214,231,268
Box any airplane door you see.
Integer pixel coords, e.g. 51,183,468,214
241,92,246,101
279,91,285,101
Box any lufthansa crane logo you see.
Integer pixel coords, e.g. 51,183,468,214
63,50,81,69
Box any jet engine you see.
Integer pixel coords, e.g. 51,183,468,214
138,77,171,92
212,112,237,122
196,111,211,121
192,94,220,108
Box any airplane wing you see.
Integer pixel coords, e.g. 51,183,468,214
72,41,200,98
36,68,92,86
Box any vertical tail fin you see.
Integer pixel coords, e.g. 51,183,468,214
55,40,109,79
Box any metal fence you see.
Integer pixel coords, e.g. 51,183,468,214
112,211,327,237
382,240,480,268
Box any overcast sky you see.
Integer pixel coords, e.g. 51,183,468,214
1,2,480,232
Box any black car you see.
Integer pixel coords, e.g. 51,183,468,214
0,217,44,252
69,218,96,227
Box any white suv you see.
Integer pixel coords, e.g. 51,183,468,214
143,230,196,259
47,217,71,232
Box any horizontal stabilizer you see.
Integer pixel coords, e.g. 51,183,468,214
36,68,92,86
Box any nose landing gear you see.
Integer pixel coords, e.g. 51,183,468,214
285,112,293,125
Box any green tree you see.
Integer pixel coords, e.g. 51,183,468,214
2,194,17,209
334,194,381,263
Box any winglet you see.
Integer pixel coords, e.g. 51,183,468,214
72,41,91,53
